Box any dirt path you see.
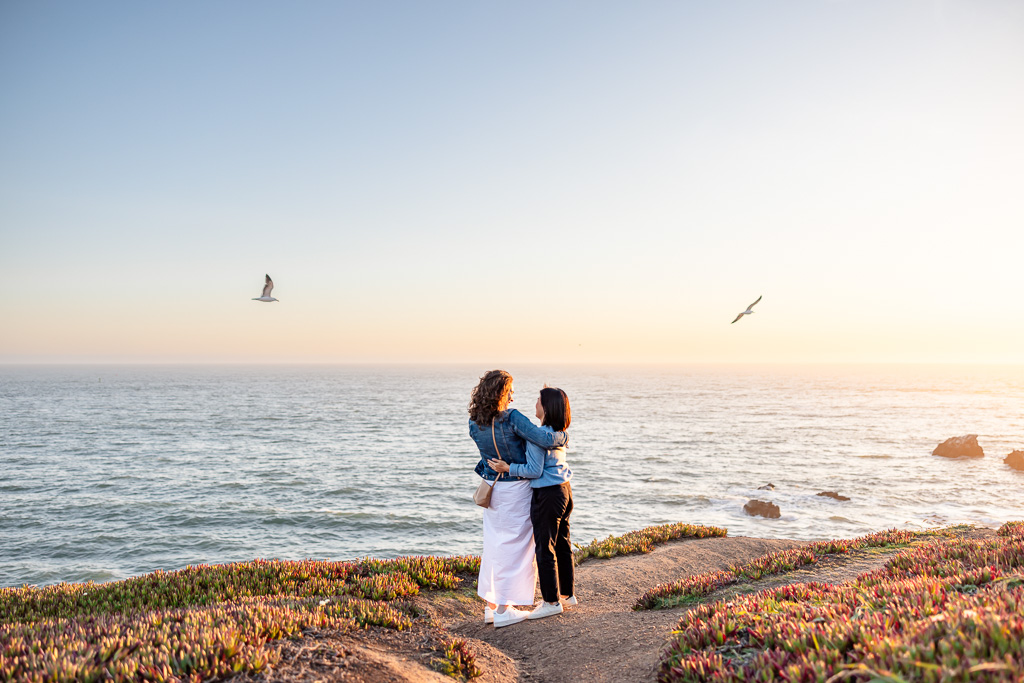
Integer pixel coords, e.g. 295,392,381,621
453,536,903,683
249,533,939,683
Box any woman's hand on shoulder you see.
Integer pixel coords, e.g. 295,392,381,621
488,459,510,473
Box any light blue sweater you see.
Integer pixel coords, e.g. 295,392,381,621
508,425,573,488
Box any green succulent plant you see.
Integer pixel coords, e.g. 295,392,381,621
656,521,1024,682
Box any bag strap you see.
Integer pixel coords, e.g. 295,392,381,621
490,417,503,487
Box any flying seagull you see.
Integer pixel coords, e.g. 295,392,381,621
252,274,278,302
731,295,761,324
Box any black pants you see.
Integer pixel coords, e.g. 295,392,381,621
531,482,574,603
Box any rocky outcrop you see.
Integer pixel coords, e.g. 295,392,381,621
817,491,851,501
932,434,984,459
744,499,781,518
757,483,775,491
1005,450,1024,471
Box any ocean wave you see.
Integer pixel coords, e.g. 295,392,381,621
5,364,1023,587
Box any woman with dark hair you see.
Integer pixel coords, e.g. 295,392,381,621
468,370,568,628
489,386,575,621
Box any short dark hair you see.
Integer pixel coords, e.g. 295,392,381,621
539,387,571,432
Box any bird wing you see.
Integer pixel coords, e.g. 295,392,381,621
262,274,274,298
747,295,762,310
731,313,744,324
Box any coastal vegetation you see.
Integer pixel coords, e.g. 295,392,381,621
635,528,919,610
0,520,713,683
572,522,727,563
2,521,1021,682
434,638,483,680
0,521,718,682
657,521,1024,682
0,556,479,682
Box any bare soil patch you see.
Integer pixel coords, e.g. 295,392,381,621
239,585,515,683
454,535,804,683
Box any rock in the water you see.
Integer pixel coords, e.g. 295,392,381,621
744,499,781,518
932,434,984,459
1005,450,1024,471
757,483,775,491
817,491,851,501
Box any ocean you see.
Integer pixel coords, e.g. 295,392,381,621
2,364,1022,588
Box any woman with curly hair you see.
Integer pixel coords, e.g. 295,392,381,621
468,369,567,628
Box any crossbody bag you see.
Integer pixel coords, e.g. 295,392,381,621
473,417,505,508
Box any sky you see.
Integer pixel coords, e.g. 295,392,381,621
1,1,1022,364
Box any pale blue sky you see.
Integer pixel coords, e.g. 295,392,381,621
2,1,1022,363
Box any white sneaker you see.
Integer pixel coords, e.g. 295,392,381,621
484,607,494,624
527,601,564,620
560,595,578,607
493,606,528,628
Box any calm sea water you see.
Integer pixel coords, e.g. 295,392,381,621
2,364,1022,588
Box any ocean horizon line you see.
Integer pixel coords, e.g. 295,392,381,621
4,360,1024,368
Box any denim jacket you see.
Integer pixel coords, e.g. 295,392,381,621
470,409,568,481
509,425,572,488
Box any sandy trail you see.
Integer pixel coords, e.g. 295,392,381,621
247,534,923,683
454,535,900,683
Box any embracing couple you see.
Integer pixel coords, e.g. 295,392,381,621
468,369,577,628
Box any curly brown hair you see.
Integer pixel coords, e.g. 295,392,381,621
468,369,513,427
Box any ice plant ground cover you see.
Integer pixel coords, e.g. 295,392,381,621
573,522,728,563
434,638,483,680
0,521,719,682
635,528,922,610
0,556,479,682
9,521,1000,682
658,521,1024,682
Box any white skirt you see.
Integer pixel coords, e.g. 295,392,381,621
477,479,537,606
